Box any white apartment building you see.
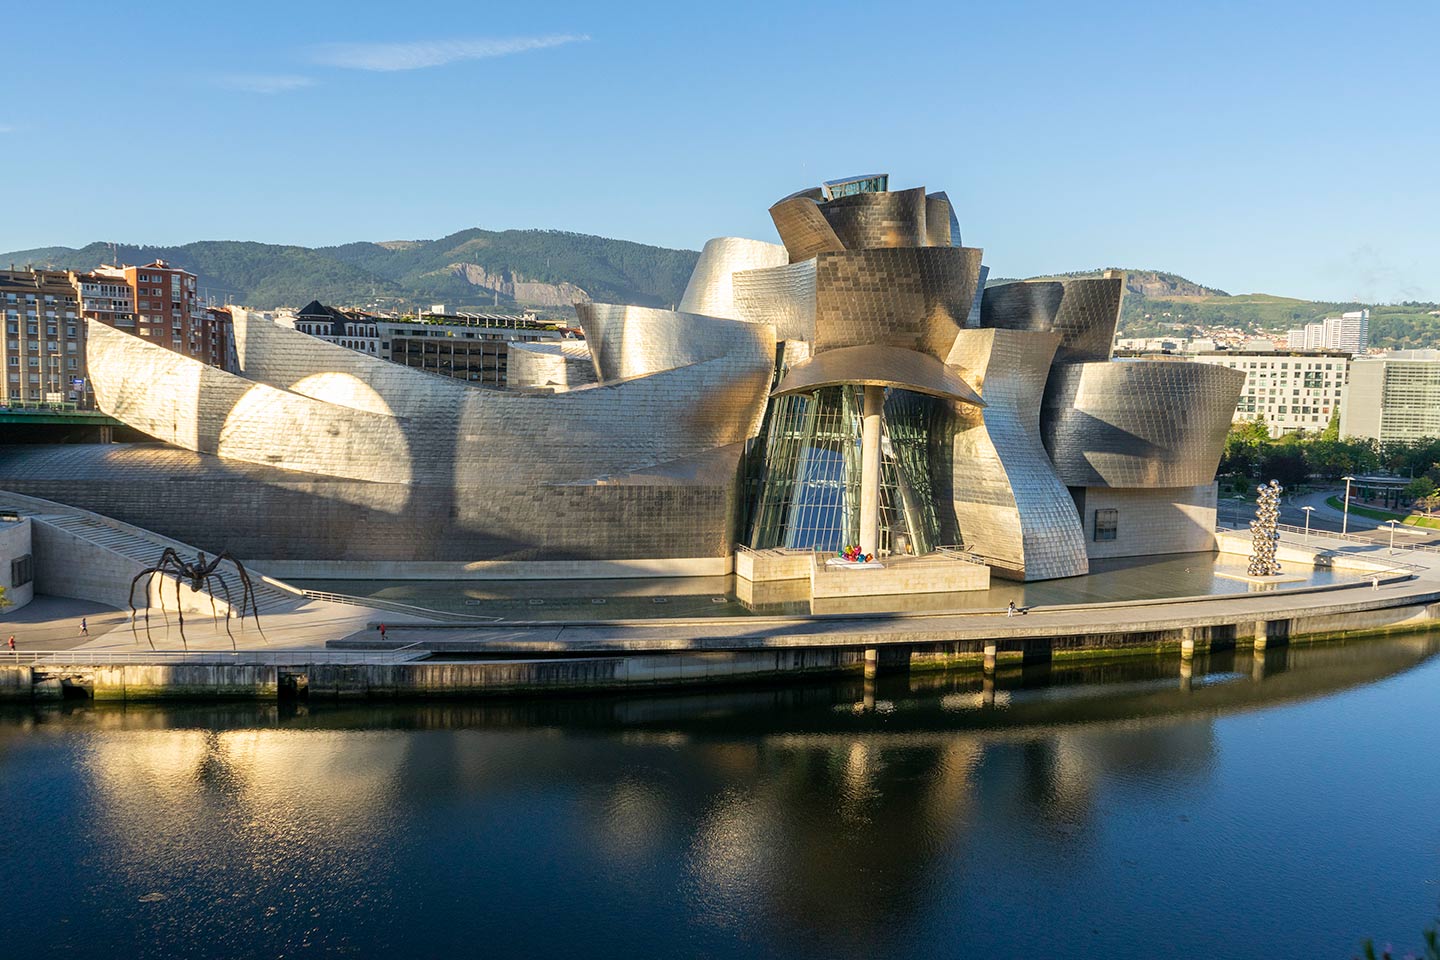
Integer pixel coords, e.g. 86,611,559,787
1287,309,1369,354
1340,353,1440,442
1192,350,1349,438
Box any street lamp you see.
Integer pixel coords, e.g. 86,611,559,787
1301,505,1315,543
1386,519,1401,554
1342,475,1356,536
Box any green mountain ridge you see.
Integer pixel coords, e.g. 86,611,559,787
0,230,703,315
4,236,1438,348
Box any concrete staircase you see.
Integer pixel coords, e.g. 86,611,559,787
0,489,305,615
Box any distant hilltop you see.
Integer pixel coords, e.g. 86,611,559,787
3,234,1436,347
0,229,702,316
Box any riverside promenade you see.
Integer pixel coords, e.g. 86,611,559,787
4,525,1440,701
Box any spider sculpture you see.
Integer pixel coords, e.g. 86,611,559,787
128,549,265,650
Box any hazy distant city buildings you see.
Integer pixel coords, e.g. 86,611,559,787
1287,309,1369,354
1192,350,1349,437
285,300,569,387
1340,351,1440,442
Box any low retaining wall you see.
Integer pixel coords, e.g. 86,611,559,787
3,594,1437,703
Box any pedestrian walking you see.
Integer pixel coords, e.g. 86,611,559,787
80,617,88,636
1006,600,1017,618
379,622,387,640
1372,575,1380,591
7,635,14,652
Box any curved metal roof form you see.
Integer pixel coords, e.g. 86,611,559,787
771,344,984,406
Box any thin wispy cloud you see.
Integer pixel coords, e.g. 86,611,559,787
310,34,589,72
216,74,316,94
0,124,13,134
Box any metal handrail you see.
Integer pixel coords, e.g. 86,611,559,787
1218,520,1440,556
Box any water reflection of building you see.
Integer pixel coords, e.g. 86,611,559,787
41,636,1433,956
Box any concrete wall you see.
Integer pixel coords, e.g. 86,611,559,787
0,518,33,612
27,515,223,612
1072,484,1218,560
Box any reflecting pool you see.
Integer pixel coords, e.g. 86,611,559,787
3,634,1438,959
291,552,1361,620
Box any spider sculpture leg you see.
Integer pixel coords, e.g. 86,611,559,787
174,572,188,651
128,567,162,650
227,555,266,642
209,570,238,650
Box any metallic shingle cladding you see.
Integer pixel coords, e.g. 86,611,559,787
677,237,790,319
818,186,928,249
576,303,775,383
980,280,1064,332
980,277,1124,364
56,179,1234,577
771,344,983,404
731,260,817,343
1050,277,1124,363
813,247,983,360
768,197,846,262
505,341,598,390
91,315,773,488
938,329,1089,580
1041,360,1246,488
926,191,962,247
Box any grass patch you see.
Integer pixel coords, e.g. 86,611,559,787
1324,496,1440,529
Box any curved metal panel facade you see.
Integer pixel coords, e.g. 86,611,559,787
506,341,598,390
575,303,775,383
818,186,928,249
813,247,984,360
936,328,1089,580
1041,360,1246,488
1051,277,1124,363
677,237,789,319
980,280,1063,332
769,197,845,262
927,190,962,247
771,345,983,404
731,260,817,342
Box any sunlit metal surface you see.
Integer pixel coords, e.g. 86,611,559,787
1041,360,1246,487
772,345,983,405
940,329,1089,579
814,247,984,359
769,196,846,262
678,238,790,320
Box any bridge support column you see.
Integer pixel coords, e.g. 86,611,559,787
1180,626,1195,659
1253,620,1268,650
982,643,997,674
863,647,879,680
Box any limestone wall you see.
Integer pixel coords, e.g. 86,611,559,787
0,518,33,612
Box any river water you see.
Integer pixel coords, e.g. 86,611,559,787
3,636,1438,959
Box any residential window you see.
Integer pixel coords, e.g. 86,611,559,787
1094,509,1118,542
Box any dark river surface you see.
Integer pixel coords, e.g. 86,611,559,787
3,636,1439,959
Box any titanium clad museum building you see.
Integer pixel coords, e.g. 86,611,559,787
0,174,1244,583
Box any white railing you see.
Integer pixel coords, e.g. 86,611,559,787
4,645,429,666
299,590,500,623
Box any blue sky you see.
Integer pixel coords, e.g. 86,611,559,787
2,0,1437,302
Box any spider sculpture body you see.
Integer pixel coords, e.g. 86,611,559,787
128,549,264,649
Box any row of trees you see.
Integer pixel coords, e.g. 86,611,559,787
1220,415,1440,505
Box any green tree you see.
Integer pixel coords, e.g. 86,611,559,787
1405,476,1438,503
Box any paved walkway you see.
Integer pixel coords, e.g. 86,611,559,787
0,596,128,651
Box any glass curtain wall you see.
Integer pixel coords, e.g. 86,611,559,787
746,386,939,555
